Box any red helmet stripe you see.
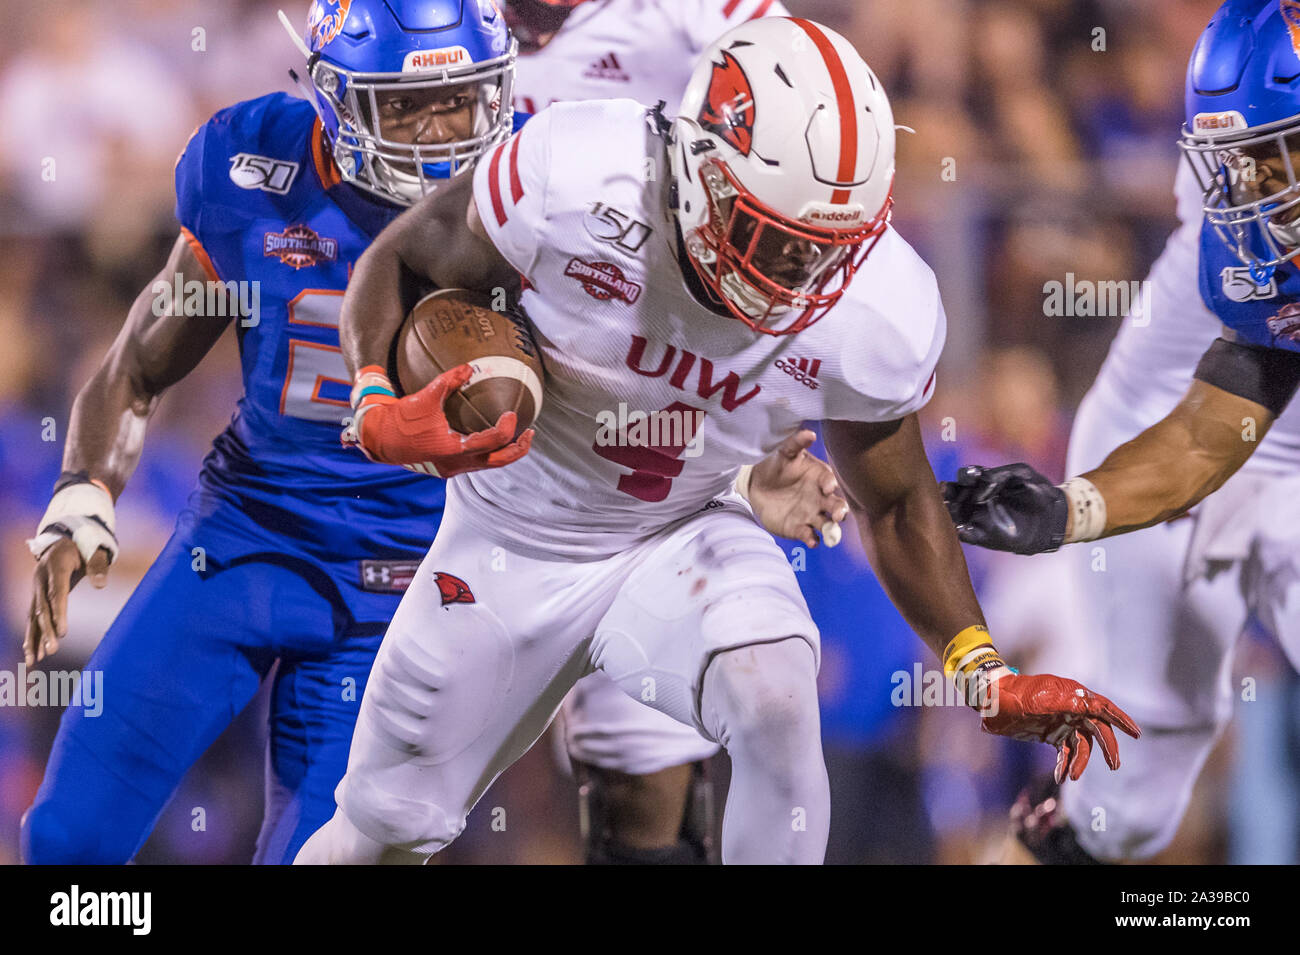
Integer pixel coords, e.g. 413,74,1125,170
790,17,857,204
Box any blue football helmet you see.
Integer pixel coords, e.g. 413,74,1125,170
1181,0,1300,281
281,0,516,205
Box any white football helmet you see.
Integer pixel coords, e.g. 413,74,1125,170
669,17,896,335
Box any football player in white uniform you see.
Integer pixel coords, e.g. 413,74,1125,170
504,0,793,864
298,17,1139,865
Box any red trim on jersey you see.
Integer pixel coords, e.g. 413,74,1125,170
508,134,525,204
487,141,509,226
723,0,743,17
748,0,775,18
791,18,857,205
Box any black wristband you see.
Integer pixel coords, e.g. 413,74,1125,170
52,470,96,496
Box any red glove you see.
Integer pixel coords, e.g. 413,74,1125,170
979,673,1141,784
348,363,533,478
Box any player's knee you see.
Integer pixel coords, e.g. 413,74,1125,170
704,638,820,762
21,797,128,865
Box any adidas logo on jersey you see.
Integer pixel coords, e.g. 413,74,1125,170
583,52,630,82
774,357,821,390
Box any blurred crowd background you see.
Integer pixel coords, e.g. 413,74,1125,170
1,0,1298,865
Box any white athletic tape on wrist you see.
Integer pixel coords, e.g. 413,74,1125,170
1061,476,1107,543
27,482,118,565
734,464,754,502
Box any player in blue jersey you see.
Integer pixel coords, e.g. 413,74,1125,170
20,0,842,865
942,0,1300,557
18,0,530,866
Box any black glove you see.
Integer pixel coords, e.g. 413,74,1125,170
939,463,1068,555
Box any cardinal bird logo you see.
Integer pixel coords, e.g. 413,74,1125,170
433,571,476,606
698,50,757,156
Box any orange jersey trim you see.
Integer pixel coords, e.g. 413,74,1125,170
180,226,221,283
311,118,343,190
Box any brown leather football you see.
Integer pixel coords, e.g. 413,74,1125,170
394,289,544,439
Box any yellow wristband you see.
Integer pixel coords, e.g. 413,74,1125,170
942,624,994,678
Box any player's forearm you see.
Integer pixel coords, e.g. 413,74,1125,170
339,236,409,379
850,484,987,663
62,355,154,501
1077,386,1267,539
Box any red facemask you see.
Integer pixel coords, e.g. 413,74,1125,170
685,159,893,335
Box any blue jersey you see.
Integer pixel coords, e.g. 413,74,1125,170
1198,222,1300,354
174,93,528,608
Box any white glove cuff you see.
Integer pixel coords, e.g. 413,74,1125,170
27,482,118,565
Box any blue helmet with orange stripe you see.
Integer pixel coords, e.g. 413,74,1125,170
280,0,516,206
669,18,896,335
1180,0,1300,280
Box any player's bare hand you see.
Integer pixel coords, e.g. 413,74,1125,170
25,538,111,666
746,429,849,548
979,672,1141,783
355,364,533,477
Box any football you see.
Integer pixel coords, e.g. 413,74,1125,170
393,288,544,439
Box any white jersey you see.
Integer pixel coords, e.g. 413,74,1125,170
1084,160,1300,473
513,0,789,113
467,100,944,558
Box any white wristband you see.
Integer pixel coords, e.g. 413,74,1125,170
28,482,119,565
1061,476,1107,544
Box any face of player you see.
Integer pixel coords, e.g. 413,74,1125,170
373,82,478,149
726,207,848,291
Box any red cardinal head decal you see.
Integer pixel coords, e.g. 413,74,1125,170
698,50,756,156
433,572,475,606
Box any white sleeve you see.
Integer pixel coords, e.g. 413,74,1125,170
822,230,948,423
472,109,554,283
670,0,793,56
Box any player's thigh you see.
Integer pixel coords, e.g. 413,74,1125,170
562,671,719,776
256,625,387,865
335,511,630,849
592,508,818,736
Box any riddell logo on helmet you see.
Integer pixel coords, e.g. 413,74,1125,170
403,46,470,72
699,50,756,156
803,206,866,226
1193,111,1247,132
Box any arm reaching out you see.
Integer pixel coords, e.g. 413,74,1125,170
25,233,232,665
942,339,1300,553
824,414,1139,781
